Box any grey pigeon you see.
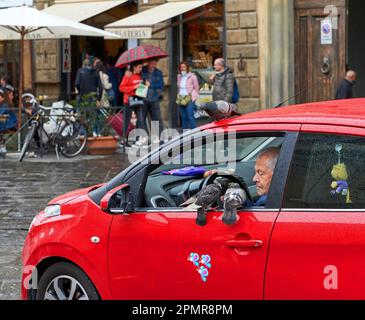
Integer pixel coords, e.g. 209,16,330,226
180,177,231,226
222,183,247,225
180,177,230,207
198,100,240,121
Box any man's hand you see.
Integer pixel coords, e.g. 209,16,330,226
204,169,218,178
209,73,216,82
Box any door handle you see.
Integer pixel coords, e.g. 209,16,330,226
321,57,331,75
225,239,263,248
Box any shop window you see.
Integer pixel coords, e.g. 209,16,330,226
183,0,224,73
284,133,365,209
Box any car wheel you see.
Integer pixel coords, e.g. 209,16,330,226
36,262,100,300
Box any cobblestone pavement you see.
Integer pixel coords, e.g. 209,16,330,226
0,153,130,300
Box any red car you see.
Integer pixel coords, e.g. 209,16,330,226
22,99,365,300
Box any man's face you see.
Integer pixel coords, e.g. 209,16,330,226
253,155,274,196
214,60,224,72
148,60,157,70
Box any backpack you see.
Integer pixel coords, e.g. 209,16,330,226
232,79,240,104
223,72,240,104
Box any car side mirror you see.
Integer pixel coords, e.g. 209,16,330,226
100,184,134,214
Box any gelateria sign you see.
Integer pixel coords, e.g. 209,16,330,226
0,0,33,7
106,27,152,39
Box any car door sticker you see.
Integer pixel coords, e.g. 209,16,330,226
188,253,212,282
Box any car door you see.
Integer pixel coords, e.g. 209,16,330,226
265,125,365,299
107,127,298,300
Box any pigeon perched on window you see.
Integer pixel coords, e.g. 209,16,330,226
180,177,231,226
198,100,240,121
222,183,247,225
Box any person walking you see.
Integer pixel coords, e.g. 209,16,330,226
106,56,123,107
119,62,149,147
95,60,115,108
141,58,164,140
209,58,235,103
176,62,200,130
335,70,356,99
75,58,103,136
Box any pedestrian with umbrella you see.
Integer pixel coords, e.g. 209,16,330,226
119,62,149,148
116,45,168,148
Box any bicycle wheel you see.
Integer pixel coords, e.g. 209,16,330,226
19,123,37,162
57,120,87,158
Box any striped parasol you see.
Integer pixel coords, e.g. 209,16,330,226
115,44,168,68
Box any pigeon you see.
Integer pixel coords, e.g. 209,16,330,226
180,177,231,226
198,100,240,121
222,183,247,225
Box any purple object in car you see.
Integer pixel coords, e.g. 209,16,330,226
162,166,207,177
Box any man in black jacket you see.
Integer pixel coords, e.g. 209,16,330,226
335,70,356,100
75,58,102,101
75,59,103,136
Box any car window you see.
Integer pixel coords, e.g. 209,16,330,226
144,132,285,209
284,133,365,209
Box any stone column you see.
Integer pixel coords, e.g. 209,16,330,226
257,0,295,109
226,0,260,114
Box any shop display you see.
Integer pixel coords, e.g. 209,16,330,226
183,2,224,70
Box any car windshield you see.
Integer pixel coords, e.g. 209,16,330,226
152,134,283,174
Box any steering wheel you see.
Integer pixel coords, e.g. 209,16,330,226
200,172,253,205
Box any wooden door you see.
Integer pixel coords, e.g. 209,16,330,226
294,0,346,103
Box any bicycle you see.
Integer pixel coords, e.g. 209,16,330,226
19,94,87,162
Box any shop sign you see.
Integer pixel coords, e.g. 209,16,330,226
0,0,33,7
107,27,152,39
62,39,71,73
321,18,333,45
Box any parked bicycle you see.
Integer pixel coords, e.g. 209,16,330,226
19,93,87,162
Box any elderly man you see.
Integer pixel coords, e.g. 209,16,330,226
335,70,356,99
209,58,235,103
204,147,280,207
246,147,280,207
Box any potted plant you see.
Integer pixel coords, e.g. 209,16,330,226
76,93,118,155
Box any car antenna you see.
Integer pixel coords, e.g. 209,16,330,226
273,76,334,108
273,85,310,108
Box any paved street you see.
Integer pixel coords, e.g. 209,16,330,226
0,153,130,300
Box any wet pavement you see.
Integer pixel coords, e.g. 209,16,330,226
0,152,130,299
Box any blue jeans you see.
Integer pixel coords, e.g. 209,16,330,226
179,101,197,130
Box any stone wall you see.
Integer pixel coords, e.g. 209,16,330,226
33,0,60,100
226,0,260,114
138,0,170,124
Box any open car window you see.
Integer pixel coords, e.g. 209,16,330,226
144,131,285,210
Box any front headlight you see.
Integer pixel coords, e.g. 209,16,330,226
44,205,61,218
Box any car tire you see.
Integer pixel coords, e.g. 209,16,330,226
36,262,100,300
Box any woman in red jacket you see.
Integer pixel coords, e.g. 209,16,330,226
119,62,149,147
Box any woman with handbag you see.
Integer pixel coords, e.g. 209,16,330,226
96,61,115,107
177,62,200,130
119,62,149,147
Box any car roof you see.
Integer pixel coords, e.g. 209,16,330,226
202,98,365,129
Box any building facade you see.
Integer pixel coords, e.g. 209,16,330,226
2,0,362,128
